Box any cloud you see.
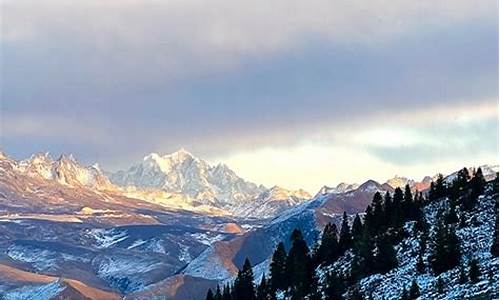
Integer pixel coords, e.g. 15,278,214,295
1,0,498,187
360,118,499,165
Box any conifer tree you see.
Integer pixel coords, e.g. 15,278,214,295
351,213,363,242
470,168,485,200
445,203,459,224
215,285,222,300
462,167,485,211
458,213,467,228
286,229,313,299
353,232,375,278
418,230,428,253
234,258,256,300
308,272,322,300
222,285,232,300
339,212,353,253
468,258,481,283
256,275,269,300
408,280,420,300
403,184,413,220
449,168,470,204
364,205,375,236
436,278,444,294
383,191,393,221
415,206,428,232
392,187,404,227
429,221,461,275
324,272,343,300
429,174,447,202
457,167,470,190
372,192,385,232
348,254,363,284
374,234,398,274
316,222,339,265
416,253,425,274
269,242,287,291
435,174,447,199
206,289,215,300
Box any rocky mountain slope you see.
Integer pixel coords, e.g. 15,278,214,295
109,149,268,212
0,149,497,300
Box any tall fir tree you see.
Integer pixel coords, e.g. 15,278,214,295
222,285,232,300
465,167,485,211
408,280,420,300
436,278,444,294
429,221,461,275
351,213,364,242
338,211,353,253
429,174,447,201
256,275,269,300
392,187,404,227
374,233,398,274
286,229,313,299
215,285,222,300
308,272,322,300
416,253,425,274
316,222,339,265
457,167,470,189
353,232,375,278
234,258,256,300
445,203,459,224
403,184,413,220
468,258,481,283
269,242,287,292
435,174,447,199
206,289,215,300
324,272,343,300
383,191,393,221
373,192,386,233
449,168,470,204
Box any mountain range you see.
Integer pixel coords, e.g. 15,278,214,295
0,149,497,299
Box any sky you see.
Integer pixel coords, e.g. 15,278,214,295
1,0,498,193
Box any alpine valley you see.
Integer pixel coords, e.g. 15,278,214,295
0,149,497,300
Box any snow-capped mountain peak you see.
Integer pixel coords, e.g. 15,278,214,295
315,182,360,197
110,149,266,213
358,179,384,193
265,185,311,200
385,175,415,189
11,152,113,190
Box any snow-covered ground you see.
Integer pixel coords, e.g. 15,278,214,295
317,185,499,300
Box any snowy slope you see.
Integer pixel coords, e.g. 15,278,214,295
110,150,266,210
317,182,499,300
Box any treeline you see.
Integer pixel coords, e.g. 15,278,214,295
205,168,498,300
